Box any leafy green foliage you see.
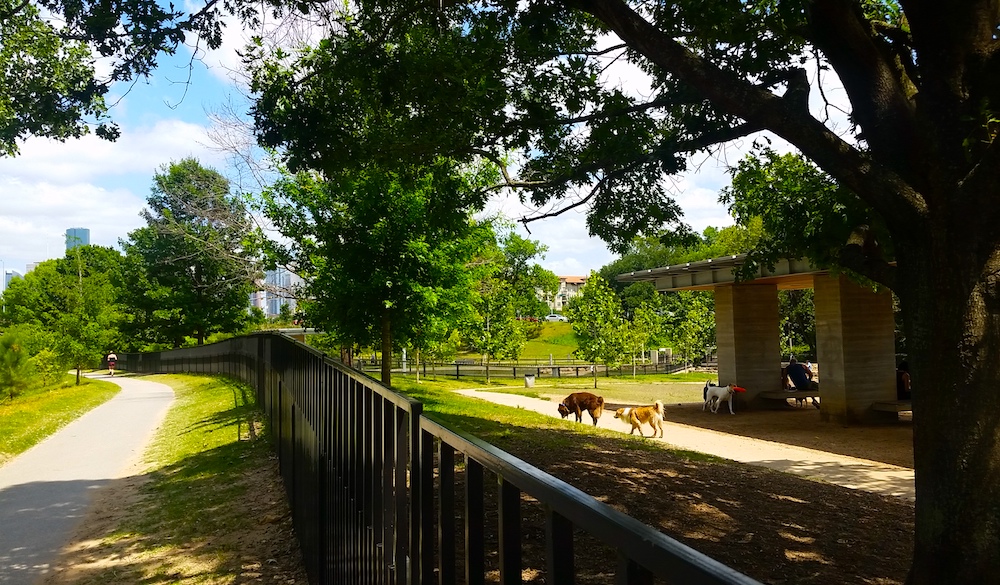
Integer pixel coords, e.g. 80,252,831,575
565,273,628,386
720,149,890,278
1,0,300,155
496,232,559,318
121,158,260,347
0,330,34,399
262,160,497,384
1,247,123,382
662,291,716,368
247,3,691,251
625,300,665,375
465,280,527,383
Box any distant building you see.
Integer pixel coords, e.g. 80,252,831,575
65,227,91,250
547,275,588,311
25,262,40,273
3,269,23,292
250,267,305,319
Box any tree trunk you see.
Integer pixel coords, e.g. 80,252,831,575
380,309,392,386
592,364,597,389
197,330,205,345
899,241,1000,584
415,348,420,383
75,367,80,385
485,354,491,385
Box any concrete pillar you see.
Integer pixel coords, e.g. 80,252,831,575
814,274,896,422
716,284,781,407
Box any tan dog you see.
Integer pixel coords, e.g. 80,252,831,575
614,400,665,438
557,392,605,426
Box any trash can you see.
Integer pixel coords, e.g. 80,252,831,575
524,373,535,388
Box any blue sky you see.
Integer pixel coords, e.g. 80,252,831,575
0,27,746,283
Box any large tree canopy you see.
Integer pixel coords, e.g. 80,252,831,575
0,0,301,155
247,2,1000,582
121,158,260,347
261,159,497,385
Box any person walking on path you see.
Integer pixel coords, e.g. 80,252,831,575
106,352,118,376
0,375,174,584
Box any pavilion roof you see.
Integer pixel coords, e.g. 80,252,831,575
615,255,825,291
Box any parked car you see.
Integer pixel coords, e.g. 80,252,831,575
544,314,569,322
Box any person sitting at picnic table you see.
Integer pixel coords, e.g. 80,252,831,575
785,356,818,392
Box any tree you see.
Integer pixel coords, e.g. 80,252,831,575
0,330,35,399
261,160,496,386
496,232,560,318
122,158,260,347
465,279,527,384
663,291,716,371
247,3,1000,579
625,299,663,376
0,248,123,381
565,273,628,388
0,0,307,156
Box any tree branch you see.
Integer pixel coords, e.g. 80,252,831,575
837,225,897,290
0,0,30,22
569,0,928,234
554,43,628,57
805,0,920,176
520,175,608,226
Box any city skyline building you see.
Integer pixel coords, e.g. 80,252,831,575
251,267,304,319
3,269,23,293
65,227,91,251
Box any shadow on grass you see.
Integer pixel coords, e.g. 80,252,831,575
35,437,305,585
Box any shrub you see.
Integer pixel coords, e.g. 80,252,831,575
0,330,36,399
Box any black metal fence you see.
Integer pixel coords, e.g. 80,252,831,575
356,358,688,380
122,332,760,585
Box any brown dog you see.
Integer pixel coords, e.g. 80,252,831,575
557,392,605,426
614,400,665,438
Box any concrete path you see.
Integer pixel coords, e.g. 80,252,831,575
0,375,174,585
456,389,915,501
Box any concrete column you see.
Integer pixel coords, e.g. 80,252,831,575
814,274,896,422
716,284,781,407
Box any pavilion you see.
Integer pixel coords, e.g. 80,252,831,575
617,255,901,423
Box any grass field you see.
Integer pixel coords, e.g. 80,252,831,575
520,322,577,359
393,376,655,453
392,375,719,460
395,370,711,407
0,375,119,465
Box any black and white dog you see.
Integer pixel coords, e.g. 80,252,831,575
703,380,746,415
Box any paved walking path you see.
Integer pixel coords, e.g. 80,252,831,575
456,390,915,500
0,375,174,585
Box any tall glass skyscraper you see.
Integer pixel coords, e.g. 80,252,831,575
65,227,90,250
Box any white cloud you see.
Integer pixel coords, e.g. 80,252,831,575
0,120,228,277
3,120,224,184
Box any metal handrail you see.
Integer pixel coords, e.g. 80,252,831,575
122,332,761,585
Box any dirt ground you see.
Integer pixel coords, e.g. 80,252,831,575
481,397,915,584
656,399,914,469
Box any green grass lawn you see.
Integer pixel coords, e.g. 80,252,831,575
394,376,656,452
0,375,120,465
395,370,710,408
392,376,719,460
521,322,577,359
